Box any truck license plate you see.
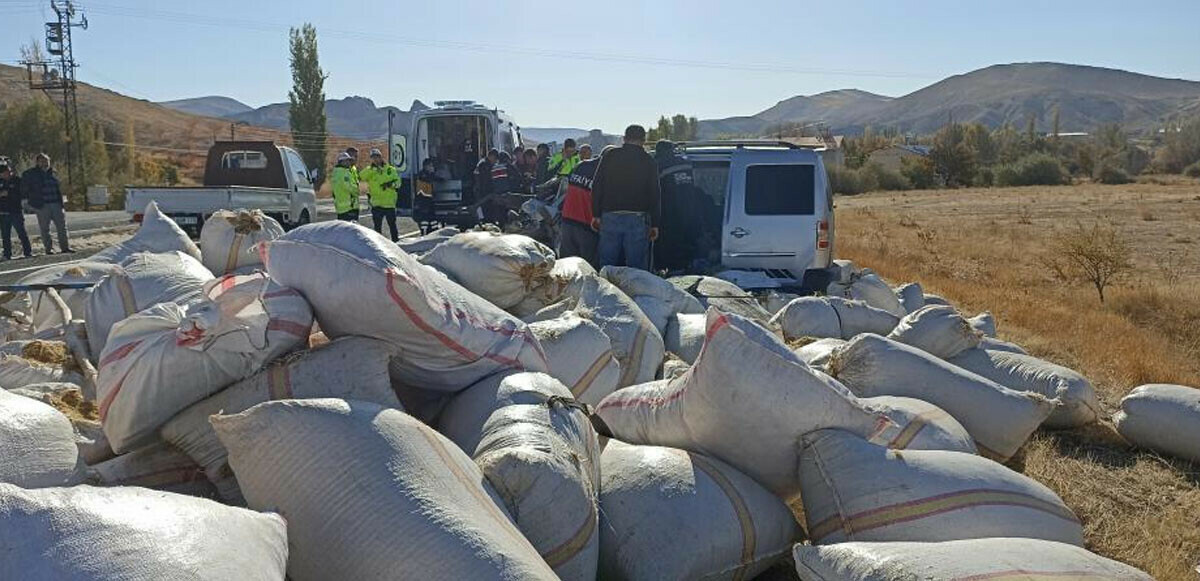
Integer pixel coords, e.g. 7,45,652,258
174,216,198,225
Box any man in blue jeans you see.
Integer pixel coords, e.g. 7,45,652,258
590,125,661,270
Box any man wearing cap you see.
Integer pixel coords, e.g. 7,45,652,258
360,148,400,241
331,152,360,222
21,153,72,254
0,163,32,259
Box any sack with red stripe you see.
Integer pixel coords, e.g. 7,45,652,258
161,336,404,503
263,221,547,392
798,429,1084,546
595,309,904,499
792,538,1152,581
96,272,313,453
420,231,555,310
85,251,214,359
199,209,285,276
598,439,800,580
87,440,214,498
861,396,977,454
573,276,664,389
528,314,620,406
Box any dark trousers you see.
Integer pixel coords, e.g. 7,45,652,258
371,206,398,241
558,219,598,267
0,213,32,258
337,210,359,222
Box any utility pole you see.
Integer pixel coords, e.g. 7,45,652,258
24,1,87,193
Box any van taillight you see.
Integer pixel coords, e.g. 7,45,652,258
132,213,144,223
817,220,830,249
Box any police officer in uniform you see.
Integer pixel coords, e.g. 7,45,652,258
653,140,696,272
331,152,360,222
361,148,400,240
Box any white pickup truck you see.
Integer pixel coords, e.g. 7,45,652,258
125,141,318,235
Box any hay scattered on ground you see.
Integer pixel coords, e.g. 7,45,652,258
46,387,99,422
21,340,68,365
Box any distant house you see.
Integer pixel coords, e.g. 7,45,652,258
868,144,931,172
785,134,845,167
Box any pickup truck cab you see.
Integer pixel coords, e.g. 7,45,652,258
680,140,835,292
125,141,317,235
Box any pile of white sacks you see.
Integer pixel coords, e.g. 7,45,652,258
0,206,1185,580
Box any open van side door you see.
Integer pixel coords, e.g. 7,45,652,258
722,148,819,278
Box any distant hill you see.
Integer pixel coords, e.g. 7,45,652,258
225,96,430,140
159,95,253,118
520,127,589,145
699,63,1200,137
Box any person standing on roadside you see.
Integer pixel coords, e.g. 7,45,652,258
361,148,400,241
653,139,696,272
558,144,606,266
534,143,552,183
590,125,660,270
0,164,32,259
22,153,72,254
331,152,360,222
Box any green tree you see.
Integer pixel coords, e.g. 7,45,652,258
1158,117,1200,173
655,116,672,141
964,123,997,167
929,122,976,187
670,114,689,140
288,24,327,182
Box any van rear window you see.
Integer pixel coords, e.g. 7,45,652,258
745,164,815,215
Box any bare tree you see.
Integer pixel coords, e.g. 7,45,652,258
19,36,46,63
1044,220,1132,303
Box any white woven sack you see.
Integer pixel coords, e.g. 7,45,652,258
968,311,997,336
1114,383,1200,463
922,293,951,307
92,201,201,264
85,251,214,359
829,273,906,317
887,305,983,359
771,297,899,341
980,336,1027,354
949,348,1099,428
798,429,1083,545
664,312,705,364
765,291,801,315
598,439,800,581
264,221,547,391
161,336,403,502
528,314,621,405
659,356,690,380
97,273,312,453
0,344,83,389
12,261,110,333
200,209,285,275
601,266,703,336
792,538,1153,581
421,231,555,310
0,484,288,580
212,398,557,581
793,337,845,370
894,281,924,314
87,440,214,498
596,309,903,498
861,396,977,454
439,371,571,454
511,257,599,318
396,226,459,256
829,334,1056,461
0,389,85,488
573,276,664,388
668,275,774,324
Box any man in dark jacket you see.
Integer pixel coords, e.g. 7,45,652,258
21,153,71,254
590,125,660,270
0,164,32,259
653,140,696,272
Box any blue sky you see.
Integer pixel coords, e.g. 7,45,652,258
2,0,1198,133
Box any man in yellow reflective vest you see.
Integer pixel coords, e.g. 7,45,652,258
331,152,359,222
543,138,581,198
361,148,400,241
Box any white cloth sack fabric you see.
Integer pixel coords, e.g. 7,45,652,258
161,336,402,502
887,304,983,359
91,201,202,264
69,416,114,466
793,337,846,370
396,226,459,256
528,314,621,405
659,356,690,380
861,395,977,454
948,348,1100,428
596,309,902,498
0,389,86,488
85,251,214,359
980,336,1027,354
598,439,799,580
792,538,1152,581
0,483,288,581
893,281,924,314
664,312,705,364
87,440,214,497
211,398,558,581
668,275,774,324
439,371,571,454
572,276,665,388
264,221,547,391
829,334,1056,461
968,311,997,336
771,296,899,341
828,273,906,317
798,429,1083,546
420,231,555,310
601,266,704,336
765,291,802,315
199,209,285,275
922,293,951,306
474,398,602,580
1114,383,1200,463
12,261,110,333
511,256,599,319
97,272,313,453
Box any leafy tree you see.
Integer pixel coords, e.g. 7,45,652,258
964,123,997,167
1158,117,1200,173
288,24,327,182
929,122,976,187
1044,220,1132,303
900,156,936,189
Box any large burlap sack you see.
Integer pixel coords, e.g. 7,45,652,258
528,314,620,405
968,311,996,336
793,337,845,370
264,221,547,391
596,309,901,498
601,266,703,336
421,231,555,310
949,348,1100,428
599,439,799,580
92,201,202,264
1114,383,1200,463
11,262,110,333
69,416,114,465
439,372,570,453
659,355,690,380
85,251,214,359
0,483,288,580
161,336,403,502
199,209,285,275
862,396,977,454
396,226,459,256
212,398,557,581
798,429,1083,545
511,256,599,319
922,292,951,307
980,336,1027,354
828,272,906,317
87,440,214,497
0,389,85,488
475,398,601,580
669,275,774,325
893,281,924,314
829,334,1055,461
792,538,1153,581
771,296,899,340
664,312,705,364
97,273,312,453
887,304,982,359
765,291,801,315
573,276,664,388
0,340,84,388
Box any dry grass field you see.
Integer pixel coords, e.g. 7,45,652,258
833,178,1200,580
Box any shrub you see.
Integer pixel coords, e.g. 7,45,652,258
862,162,909,191
994,153,1070,187
974,167,995,187
1042,220,1132,303
1096,162,1133,185
828,166,868,195
1184,161,1200,179
900,156,937,190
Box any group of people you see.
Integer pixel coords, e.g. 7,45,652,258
0,153,73,260
330,146,402,241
